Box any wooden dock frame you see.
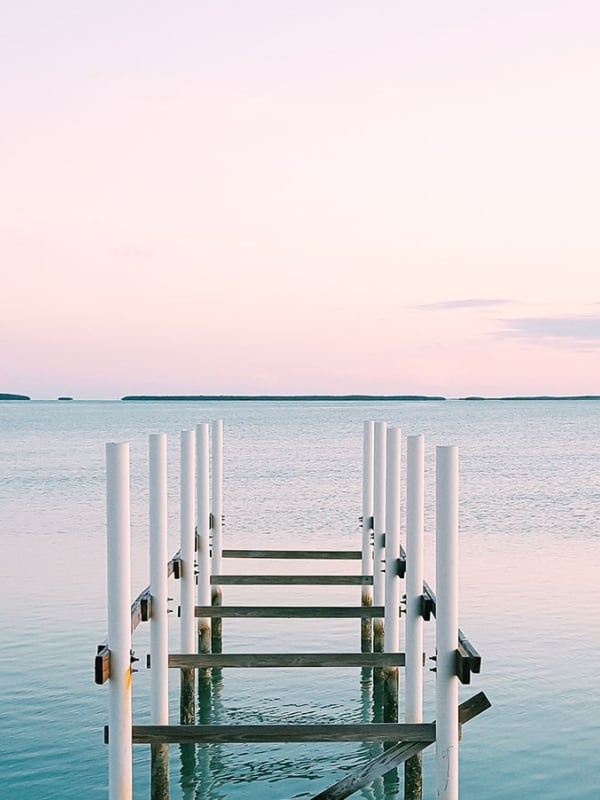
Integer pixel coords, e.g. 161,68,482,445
96,420,489,800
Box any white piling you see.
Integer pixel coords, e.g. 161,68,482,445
180,430,196,654
435,445,459,800
405,434,425,799
211,419,224,577
361,421,375,652
106,442,132,800
373,421,387,654
149,433,169,724
384,427,401,654
180,429,196,724
405,434,425,723
196,424,211,652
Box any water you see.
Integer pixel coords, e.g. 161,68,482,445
1,399,599,799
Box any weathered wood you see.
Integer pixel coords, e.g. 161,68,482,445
211,585,223,654
180,668,195,725
132,722,436,745
150,743,169,800
193,605,387,618
222,549,362,560
405,753,423,800
309,692,491,800
209,575,373,586
168,653,408,668
95,645,110,685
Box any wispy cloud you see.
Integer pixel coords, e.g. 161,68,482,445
416,298,510,311
498,314,600,347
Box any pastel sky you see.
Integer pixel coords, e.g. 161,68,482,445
2,1,599,399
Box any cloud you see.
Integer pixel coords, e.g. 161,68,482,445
416,298,510,311
498,314,600,347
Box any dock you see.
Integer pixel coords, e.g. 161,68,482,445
95,420,489,799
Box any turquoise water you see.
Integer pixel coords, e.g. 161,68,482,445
1,399,599,798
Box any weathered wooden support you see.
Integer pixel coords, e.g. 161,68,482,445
222,548,362,559
168,653,409,668
209,575,373,586
211,420,224,654
211,585,223,654
132,722,436,745
308,692,491,800
192,605,389,618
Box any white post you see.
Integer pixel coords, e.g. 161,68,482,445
180,430,196,655
361,421,375,652
211,419,224,577
436,445,459,800
149,433,169,725
373,421,387,608
196,423,211,618
373,421,387,656
106,442,132,800
405,434,425,724
384,426,401,653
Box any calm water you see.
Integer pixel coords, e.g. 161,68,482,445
1,399,599,799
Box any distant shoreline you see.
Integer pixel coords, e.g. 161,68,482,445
120,394,600,402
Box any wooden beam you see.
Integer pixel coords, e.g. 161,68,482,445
95,645,110,685
168,652,408,668
132,722,436,745
192,605,387,619
222,549,362,560
309,692,492,800
209,575,373,586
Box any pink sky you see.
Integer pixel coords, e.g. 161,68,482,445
2,1,599,398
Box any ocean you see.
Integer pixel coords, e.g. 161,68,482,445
1,398,599,799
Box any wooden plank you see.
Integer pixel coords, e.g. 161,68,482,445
210,575,373,586
222,549,362,560
132,722,436,745
168,652,408,668
193,605,386,619
95,646,110,685
309,692,491,800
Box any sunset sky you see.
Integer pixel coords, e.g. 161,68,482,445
2,1,599,399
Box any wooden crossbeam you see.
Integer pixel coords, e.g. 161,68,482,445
168,652,408,668
131,722,436,745
309,692,492,800
223,549,362,560
193,605,386,619
210,575,373,586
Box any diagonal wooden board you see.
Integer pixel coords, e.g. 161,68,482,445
309,692,491,800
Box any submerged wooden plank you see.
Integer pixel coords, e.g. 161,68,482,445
222,549,362,560
193,605,386,619
132,722,436,745
210,575,373,586
310,692,492,800
168,652,407,668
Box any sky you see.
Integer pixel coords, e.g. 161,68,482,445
2,0,599,399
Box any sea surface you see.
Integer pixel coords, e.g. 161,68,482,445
0,399,599,799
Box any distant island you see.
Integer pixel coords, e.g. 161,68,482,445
121,394,447,402
0,393,30,400
459,395,600,401
57,396,74,401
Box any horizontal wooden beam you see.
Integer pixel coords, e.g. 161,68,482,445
222,549,362,560
168,652,408,668
210,575,373,586
193,605,386,619
131,722,436,745
94,646,110,685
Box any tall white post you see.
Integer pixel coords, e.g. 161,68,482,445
106,442,132,800
180,430,196,655
196,423,211,616
211,419,224,577
436,446,459,800
373,421,387,609
405,434,425,723
384,427,401,653
149,433,169,725
373,421,387,655
361,421,375,652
